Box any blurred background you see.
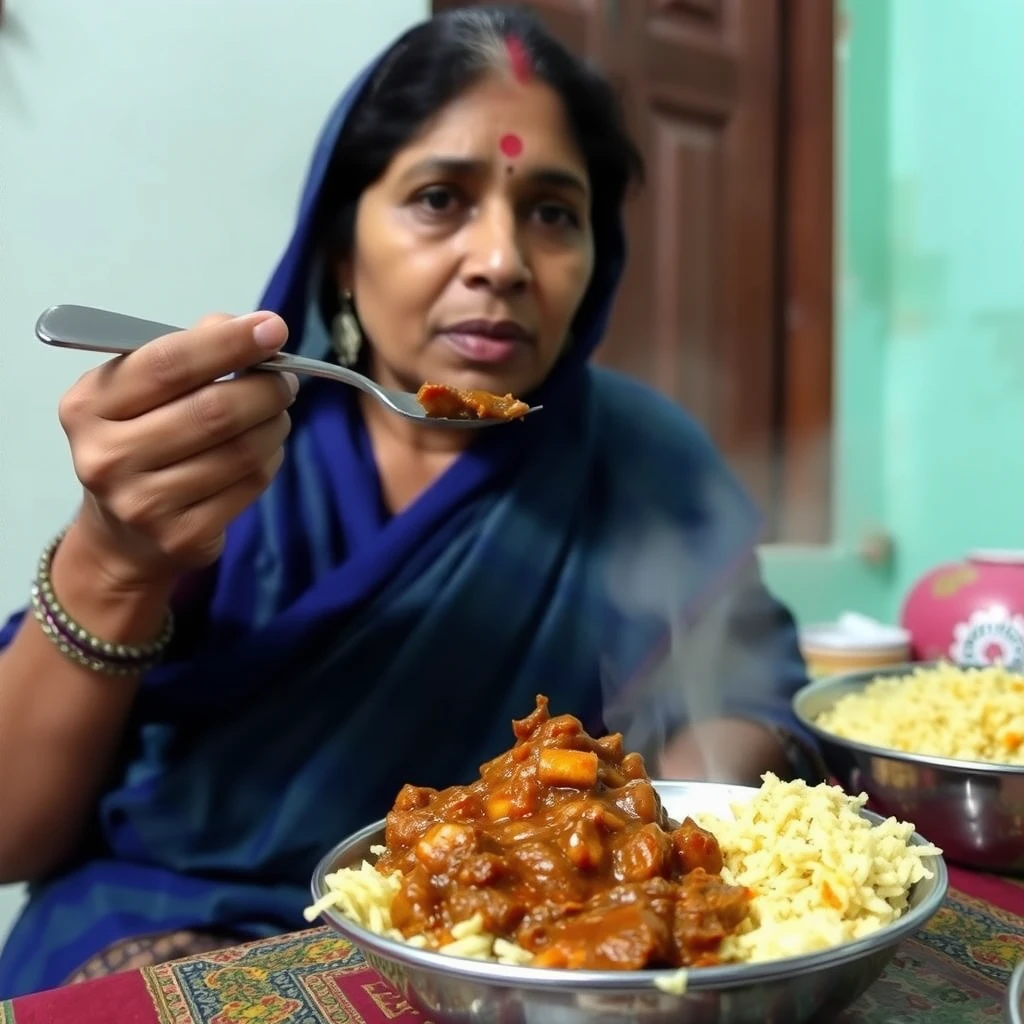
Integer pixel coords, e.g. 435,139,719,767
1,0,1022,941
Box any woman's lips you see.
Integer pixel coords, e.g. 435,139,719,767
439,331,528,364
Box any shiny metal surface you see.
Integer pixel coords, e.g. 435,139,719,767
309,780,947,1023
35,304,542,430
1006,961,1024,1024
794,663,1024,873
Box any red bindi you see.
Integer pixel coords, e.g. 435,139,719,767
499,133,524,159
504,36,532,84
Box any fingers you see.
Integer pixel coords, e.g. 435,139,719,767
89,310,290,421
105,371,298,473
54,308,298,579
103,413,292,524
192,313,235,330
150,451,289,568
82,415,292,561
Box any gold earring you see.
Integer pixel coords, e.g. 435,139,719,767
331,291,363,366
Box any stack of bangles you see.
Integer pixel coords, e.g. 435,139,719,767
29,529,174,678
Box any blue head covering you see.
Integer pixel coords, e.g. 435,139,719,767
0,24,801,998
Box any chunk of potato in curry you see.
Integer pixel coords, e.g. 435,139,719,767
375,695,751,970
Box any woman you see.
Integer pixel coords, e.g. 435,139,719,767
0,5,818,996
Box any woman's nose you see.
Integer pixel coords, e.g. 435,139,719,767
461,206,531,293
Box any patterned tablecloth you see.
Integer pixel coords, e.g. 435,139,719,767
2,866,1022,1024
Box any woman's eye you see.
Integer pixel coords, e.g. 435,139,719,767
415,186,460,215
533,203,580,230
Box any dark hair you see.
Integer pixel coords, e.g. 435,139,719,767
315,4,644,329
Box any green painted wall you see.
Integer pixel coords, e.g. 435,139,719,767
762,0,1024,627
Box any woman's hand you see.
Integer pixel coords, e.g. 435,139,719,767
57,311,297,590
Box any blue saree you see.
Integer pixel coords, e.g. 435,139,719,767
0,45,811,997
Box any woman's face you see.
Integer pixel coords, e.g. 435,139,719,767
340,74,595,399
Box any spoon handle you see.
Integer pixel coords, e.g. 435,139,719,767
36,304,376,389
36,304,180,355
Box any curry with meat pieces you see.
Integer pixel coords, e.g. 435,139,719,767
375,696,752,970
416,382,530,421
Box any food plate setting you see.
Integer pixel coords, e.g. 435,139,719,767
305,696,948,1023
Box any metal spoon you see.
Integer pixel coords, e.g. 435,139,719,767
35,304,542,429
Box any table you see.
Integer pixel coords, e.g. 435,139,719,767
2,866,1022,1024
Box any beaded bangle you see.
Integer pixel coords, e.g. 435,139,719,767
30,528,174,678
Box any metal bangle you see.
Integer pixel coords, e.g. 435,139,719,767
31,528,174,677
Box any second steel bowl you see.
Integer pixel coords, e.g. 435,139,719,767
794,663,1024,873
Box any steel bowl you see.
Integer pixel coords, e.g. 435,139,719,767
1007,961,1024,1024
309,780,947,1024
794,662,1024,873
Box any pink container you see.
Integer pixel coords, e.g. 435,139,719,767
900,551,1024,670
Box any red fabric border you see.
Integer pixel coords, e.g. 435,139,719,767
4,968,157,1024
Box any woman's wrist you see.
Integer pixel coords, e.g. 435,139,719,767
48,518,177,647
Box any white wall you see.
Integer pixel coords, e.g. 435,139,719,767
0,0,426,949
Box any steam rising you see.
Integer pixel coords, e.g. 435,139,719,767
599,471,765,780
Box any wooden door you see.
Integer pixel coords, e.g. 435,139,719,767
431,0,834,540
607,0,782,523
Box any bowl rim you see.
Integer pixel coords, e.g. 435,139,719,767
1006,960,1024,1024
308,780,949,994
799,620,911,652
793,661,1024,776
